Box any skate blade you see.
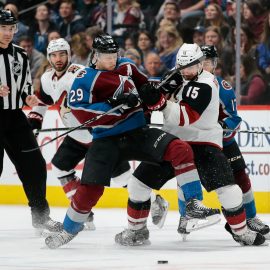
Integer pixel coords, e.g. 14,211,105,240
156,202,170,229
181,233,188,242
186,214,221,232
263,233,270,240
35,228,60,238
83,221,96,231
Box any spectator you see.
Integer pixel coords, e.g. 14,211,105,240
124,48,143,70
240,54,267,105
257,10,270,76
192,25,205,45
124,35,136,50
154,0,193,42
137,30,155,61
28,4,58,54
85,25,103,51
197,3,230,40
59,0,85,41
155,24,182,69
143,51,168,78
204,26,224,56
5,0,44,25
70,32,90,66
243,0,267,42
18,36,46,79
112,0,144,46
47,0,61,25
48,29,61,42
222,23,257,76
4,3,29,44
77,0,101,28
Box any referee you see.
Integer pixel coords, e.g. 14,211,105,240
0,9,62,234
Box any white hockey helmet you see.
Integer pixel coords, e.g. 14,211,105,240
47,38,71,64
176,43,205,69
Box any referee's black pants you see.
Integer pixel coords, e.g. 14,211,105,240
0,110,49,215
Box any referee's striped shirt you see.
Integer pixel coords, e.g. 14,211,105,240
0,43,33,109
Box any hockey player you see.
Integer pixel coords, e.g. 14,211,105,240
44,34,219,249
129,43,266,246
27,38,171,230
27,38,96,229
198,45,269,240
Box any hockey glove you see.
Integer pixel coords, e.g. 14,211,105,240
138,82,167,111
107,93,139,109
27,112,43,137
160,69,183,96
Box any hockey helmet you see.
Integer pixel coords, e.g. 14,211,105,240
200,45,218,59
47,38,71,64
0,9,17,25
176,43,205,69
92,34,119,54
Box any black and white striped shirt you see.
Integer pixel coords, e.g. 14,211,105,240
0,43,33,110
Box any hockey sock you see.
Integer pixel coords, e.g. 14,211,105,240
234,169,256,219
222,204,247,235
127,198,151,230
63,183,104,234
59,174,80,200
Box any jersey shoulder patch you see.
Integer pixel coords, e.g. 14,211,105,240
221,80,232,90
67,64,83,74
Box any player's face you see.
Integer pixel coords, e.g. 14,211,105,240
96,53,118,71
180,64,199,80
49,51,69,72
202,58,215,74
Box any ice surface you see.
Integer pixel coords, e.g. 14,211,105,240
0,206,270,270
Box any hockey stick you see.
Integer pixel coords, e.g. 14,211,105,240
35,123,270,135
22,104,124,152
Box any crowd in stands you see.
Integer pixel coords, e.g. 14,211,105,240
1,0,270,105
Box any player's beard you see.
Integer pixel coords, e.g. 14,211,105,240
52,60,69,72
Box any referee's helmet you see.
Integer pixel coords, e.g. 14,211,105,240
0,9,17,25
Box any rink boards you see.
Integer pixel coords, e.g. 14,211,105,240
0,106,269,212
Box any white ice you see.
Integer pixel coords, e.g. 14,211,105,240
0,206,270,270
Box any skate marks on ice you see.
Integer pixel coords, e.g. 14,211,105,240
0,206,270,270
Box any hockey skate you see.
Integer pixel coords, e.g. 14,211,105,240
185,198,221,232
84,211,96,231
32,215,63,237
115,226,150,246
177,216,190,241
247,216,270,240
151,195,169,229
225,222,267,246
45,229,77,249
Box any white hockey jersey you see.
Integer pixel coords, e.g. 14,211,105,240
31,63,93,144
162,70,223,148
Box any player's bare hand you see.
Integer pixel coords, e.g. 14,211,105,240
0,85,10,97
25,95,41,107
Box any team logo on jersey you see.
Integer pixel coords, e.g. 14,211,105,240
76,70,86,78
68,65,81,74
11,60,22,76
221,80,232,90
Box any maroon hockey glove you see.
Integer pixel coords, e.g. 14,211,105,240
138,83,167,111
